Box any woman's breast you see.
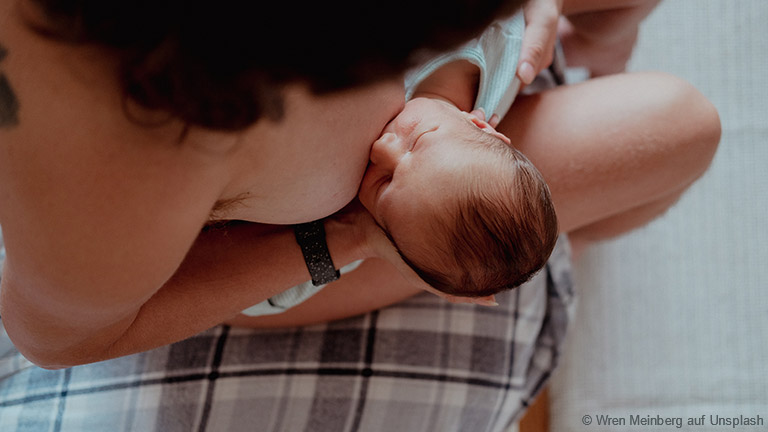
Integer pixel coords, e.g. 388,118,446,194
215,80,405,224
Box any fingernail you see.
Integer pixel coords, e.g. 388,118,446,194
519,62,536,85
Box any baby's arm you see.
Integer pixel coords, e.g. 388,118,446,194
410,12,525,125
410,61,503,127
410,60,480,113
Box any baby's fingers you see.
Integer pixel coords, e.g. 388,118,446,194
470,108,499,127
469,108,487,122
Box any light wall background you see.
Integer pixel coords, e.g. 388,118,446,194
549,1,768,431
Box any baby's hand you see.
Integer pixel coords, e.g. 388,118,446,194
469,107,500,128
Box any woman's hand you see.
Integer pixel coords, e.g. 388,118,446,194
517,0,564,85
327,199,498,307
327,198,399,261
328,199,433,288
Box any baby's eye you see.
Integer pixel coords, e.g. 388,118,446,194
411,126,439,151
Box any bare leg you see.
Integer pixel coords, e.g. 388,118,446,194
568,188,684,257
499,71,720,240
571,186,683,241
560,0,662,76
229,72,719,328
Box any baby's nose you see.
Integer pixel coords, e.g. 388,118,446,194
370,132,406,170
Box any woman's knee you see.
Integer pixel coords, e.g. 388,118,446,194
562,0,661,21
639,71,721,184
658,73,721,182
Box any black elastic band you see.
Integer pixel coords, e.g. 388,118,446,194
293,220,340,286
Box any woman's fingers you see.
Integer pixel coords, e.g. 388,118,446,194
518,0,563,85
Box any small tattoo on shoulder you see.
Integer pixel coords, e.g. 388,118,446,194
0,43,20,128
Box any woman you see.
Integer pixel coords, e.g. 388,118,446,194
0,0,524,367
0,0,719,430
0,0,719,365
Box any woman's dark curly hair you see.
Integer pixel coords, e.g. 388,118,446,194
27,0,523,131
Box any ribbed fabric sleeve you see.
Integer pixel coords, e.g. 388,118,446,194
404,12,524,119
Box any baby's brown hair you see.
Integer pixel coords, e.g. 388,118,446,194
399,131,559,298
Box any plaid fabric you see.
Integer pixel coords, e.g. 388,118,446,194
0,234,574,432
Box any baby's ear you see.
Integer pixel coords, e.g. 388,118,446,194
468,116,512,145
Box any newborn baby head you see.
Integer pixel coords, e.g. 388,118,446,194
359,97,558,300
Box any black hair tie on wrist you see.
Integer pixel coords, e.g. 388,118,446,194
293,219,340,286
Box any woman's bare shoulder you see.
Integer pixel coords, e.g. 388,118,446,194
0,5,233,306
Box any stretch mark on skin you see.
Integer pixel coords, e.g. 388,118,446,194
0,43,20,127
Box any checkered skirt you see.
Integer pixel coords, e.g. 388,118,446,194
0,234,574,432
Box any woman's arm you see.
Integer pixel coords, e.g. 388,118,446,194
226,257,422,328
0,118,370,369
0,18,374,368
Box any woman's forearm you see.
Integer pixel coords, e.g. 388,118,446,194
226,257,423,329
1,219,367,368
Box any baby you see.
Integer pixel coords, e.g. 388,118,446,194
242,12,556,316
357,95,558,300
356,11,558,301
